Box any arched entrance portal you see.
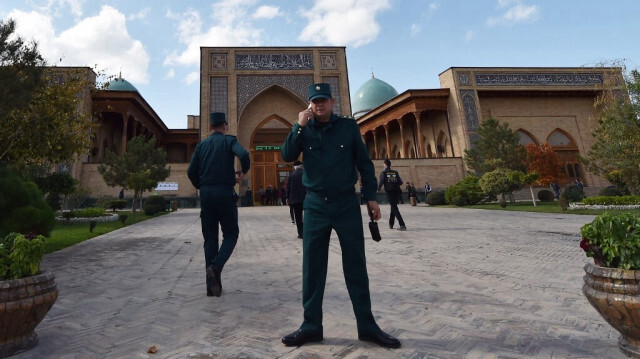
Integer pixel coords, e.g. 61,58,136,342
250,115,292,204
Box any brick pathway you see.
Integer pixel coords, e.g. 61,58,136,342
13,205,624,358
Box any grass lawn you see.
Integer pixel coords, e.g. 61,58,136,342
457,200,640,216
46,211,167,254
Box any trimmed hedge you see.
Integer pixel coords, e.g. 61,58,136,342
0,167,55,237
426,190,446,205
599,187,624,197
537,189,555,202
582,196,640,206
143,195,166,215
560,184,585,202
445,176,484,205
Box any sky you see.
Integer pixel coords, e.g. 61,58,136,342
1,0,639,129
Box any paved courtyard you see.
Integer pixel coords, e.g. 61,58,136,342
14,204,624,359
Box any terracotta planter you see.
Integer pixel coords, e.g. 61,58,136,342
0,272,58,358
583,262,640,358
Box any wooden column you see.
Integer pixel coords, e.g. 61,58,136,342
121,115,129,154
383,125,391,159
372,130,379,159
414,112,425,158
398,119,406,158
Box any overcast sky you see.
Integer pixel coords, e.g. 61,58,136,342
1,0,639,129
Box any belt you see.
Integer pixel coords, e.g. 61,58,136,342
308,188,355,202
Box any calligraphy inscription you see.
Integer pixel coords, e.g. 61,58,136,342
475,73,603,86
235,53,314,70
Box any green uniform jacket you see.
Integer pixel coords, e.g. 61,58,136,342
281,114,377,201
187,132,250,189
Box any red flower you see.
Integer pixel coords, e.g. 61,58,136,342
580,238,590,252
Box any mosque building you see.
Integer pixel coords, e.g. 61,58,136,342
63,46,620,204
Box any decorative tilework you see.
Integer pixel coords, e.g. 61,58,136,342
211,53,227,70
210,77,228,116
475,73,604,86
235,52,313,70
321,76,342,115
236,75,313,115
461,90,479,131
458,72,471,85
320,53,337,69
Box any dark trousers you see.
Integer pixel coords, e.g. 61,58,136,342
292,202,303,238
386,191,405,228
289,205,295,222
300,191,379,335
200,186,239,287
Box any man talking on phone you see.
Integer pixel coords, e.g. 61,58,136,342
280,83,401,348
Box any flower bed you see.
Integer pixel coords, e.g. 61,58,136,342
55,214,119,224
569,203,640,210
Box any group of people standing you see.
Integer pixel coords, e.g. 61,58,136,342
257,185,285,206
187,83,401,349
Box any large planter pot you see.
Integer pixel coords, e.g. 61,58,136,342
0,272,58,358
583,262,640,358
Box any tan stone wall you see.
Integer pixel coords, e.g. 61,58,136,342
371,157,465,193
477,95,608,187
79,163,197,199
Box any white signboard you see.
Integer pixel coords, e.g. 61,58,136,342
156,182,178,191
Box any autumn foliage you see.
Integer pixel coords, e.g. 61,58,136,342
525,142,563,186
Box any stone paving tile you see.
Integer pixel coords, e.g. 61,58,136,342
12,205,625,359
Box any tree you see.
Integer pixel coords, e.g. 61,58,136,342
479,168,526,204
584,65,640,195
525,142,563,187
0,19,94,166
464,117,527,174
98,136,170,213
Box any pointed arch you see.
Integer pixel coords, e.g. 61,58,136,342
546,128,577,149
436,130,449,158
547,128,581,185
517,129,538,146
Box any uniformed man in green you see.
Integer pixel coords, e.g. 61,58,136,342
280,83,401,348
188,112,250,297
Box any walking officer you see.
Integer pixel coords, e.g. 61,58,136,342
187,112,250,297
280,83,401,348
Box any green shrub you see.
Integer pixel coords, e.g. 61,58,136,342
45,192,61,211
0,167,55,237
94,195,115,209
445,176,484,205
426,190,446,205
74,207,106,218
0,232,47,280
582,196,640,206
107,199,127,212
580,213,640,269
143,195,166,215
451,195,466,207
499,199,508,208
558,197,569,211
599,186,624,197
118,214,128,224
560,184,585,202
89,220,97,233
537,189,555,202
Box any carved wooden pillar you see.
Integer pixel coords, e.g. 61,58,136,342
121,115,129,154
414,112,425,158
372,130,379,160
383,125,391,159
398,119,406,158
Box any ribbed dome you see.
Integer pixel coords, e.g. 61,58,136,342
106,77,138,92
352,75,398,119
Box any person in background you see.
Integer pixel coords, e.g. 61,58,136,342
286,160,306,239
187,112,250,298
378,159,406,231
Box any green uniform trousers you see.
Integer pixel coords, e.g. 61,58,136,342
199,185,238,286
300,190,379,335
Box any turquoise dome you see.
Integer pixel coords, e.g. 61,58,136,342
106,77,138,92
352,76,398,119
